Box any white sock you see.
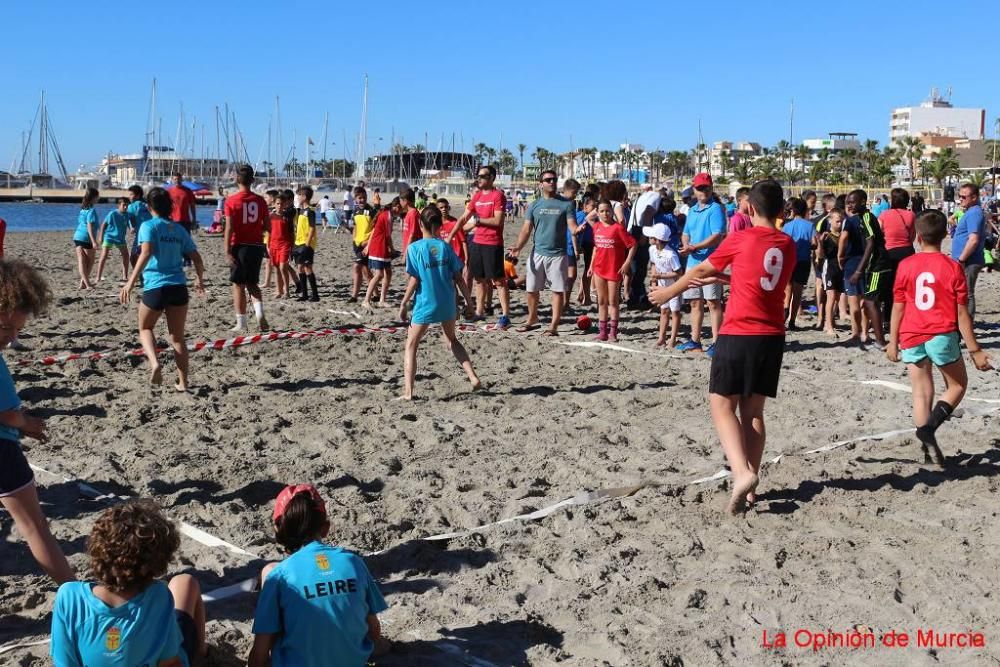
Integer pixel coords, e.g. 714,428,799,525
235,314,247,329
253,301,264,320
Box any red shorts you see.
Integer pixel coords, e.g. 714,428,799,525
269,243,291,265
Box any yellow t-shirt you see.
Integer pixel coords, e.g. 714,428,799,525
352,205,374,245
294,208,317,248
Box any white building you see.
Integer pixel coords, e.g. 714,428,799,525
890,89,985,145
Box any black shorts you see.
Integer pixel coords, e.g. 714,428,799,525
175,610,197,665
352,243,367,265
709,334,785,398
468,241,504,280
229,244,265,285
791,260,811,286
864,270,891,302
142,284,189,311
292,245,315,266
823,261,844,292
74,240,93,250
0,438,35,497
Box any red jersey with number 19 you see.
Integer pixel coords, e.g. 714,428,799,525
708,226,795,335
224,190,268,245
894,252,967,349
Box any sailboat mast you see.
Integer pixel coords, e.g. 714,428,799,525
356,74,368,181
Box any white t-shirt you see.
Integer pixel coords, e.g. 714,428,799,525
628,191,661,232
648,245,682,312
319,197,331,214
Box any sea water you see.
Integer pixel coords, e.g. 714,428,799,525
0,202,218,233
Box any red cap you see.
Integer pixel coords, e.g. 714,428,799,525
272,484,327,522
692,172,713,188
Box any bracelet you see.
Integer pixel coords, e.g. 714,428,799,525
969,348,983,353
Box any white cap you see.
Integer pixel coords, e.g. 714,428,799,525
642,223,671,242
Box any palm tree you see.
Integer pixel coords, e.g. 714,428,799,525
599,150,614,179
924,149,961,190
780,167,804,185
497,148,516,176
899,136,925,186
516,143,527,177
718,150,732,180
871,162,894,187
808,162,827,185
752,156,780,180
837,148,860,184
793,144,811,172
732,160,752,184
862,139,880,172
962,170,989,189
473,142,488,166
775,140,791,170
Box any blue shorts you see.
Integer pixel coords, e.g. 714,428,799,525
842,257,862,296
901,332,961,367
368,258,391,271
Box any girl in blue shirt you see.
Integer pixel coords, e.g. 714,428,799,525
249,485,388,667
0,259,74,585
95,197,131,283
397,206,481,400
73,187,99,289
120,187,206,392
50,501,206,667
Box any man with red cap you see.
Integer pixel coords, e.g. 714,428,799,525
678,172,727,357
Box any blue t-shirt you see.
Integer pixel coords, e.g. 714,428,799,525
843,215,865,258
126,201,153,251
102,211,128,245
51,581,188,667
782,217,815,262
725,201,737,217
653,212,682,252
138,217,196,290
73,208,97,243
0,354,21,442
683,201,726,267
872,200,889,219
252,542,388,667
405,238,463,325
526,195,576,257
575,210,593,245
952,204,986,265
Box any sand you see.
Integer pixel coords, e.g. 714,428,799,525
2,226,1000,666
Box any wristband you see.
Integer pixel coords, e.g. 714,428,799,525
969,348,983,354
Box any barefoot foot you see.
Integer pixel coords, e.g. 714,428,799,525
150,365,163,386
726,473,759,515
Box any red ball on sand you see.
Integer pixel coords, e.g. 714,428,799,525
577,315,592,331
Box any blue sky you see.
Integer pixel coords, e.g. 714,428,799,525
4,0,994,171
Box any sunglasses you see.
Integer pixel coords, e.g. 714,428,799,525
694,185,710,192
476,174,491,180
541,177,557,183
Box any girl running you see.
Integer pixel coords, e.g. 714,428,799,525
120,187,206,391
589,199,637,342
73,187,99,289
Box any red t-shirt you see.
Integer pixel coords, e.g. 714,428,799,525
708,226,796,336
0,217,6,257
880,208,916,251
366,209,393,261
168,185,196,224
592,222,636,281
467,189,507,246
268,208,294,247
729,211,752,234
894,252,967,349
224,190,268,246
440,216,466,260
401,208,421,255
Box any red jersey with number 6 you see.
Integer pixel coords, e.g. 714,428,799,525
708,226,795,335
894,252,967,349
224,191,268,246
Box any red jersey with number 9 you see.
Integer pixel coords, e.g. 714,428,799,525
224,190,268,246
894,252,967,349
708,226,795,335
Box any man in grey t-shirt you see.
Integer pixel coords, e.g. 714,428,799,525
511,169,578,335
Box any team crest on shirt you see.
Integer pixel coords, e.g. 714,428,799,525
315,553,330,571
105,627,121,651
430,245,440,258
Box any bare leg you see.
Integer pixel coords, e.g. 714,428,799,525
441,320,480,389
608,280,621,321
119,247,130,280
739,394,767,504
169,574,207,661
363,270,381,307
380,267,392,303
669,311,681,346
908,361,935,428
656,310,668,345
96,247,110,282
938,357,969,410
401,323,430,400
707,298,723,341
863,299,885,345
497,282,511,318
548,291,564,334
824,289,840,334
475,279,487,316
709,393,759,515
690,297,705,344
76,247,92,289
138,304,162,384
1,483,75,583
847,295,862,340
786,285,803,328
165,304,189,391
594,276,609,322
524,291,540,326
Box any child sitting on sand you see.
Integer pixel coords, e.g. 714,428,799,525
0,260,74,584
248,484,387,667
589,199,637,342
645,222,682,348
886,209,993,465
397,206,480,400
650,180,796,515
51,501,206,667
95,197,130,283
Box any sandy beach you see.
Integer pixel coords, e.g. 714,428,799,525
2,226,1000,666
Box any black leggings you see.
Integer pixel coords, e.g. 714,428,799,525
883,246,915,324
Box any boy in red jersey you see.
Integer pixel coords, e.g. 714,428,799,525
887,209,992,466
361,197,399,308
223,165,270,332
438,199,471,298
268,190,297,298
650,180,795,515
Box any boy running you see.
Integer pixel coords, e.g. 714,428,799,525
887,209,992,466
650,180,795,515
292,186,320,302
223,165,270,332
